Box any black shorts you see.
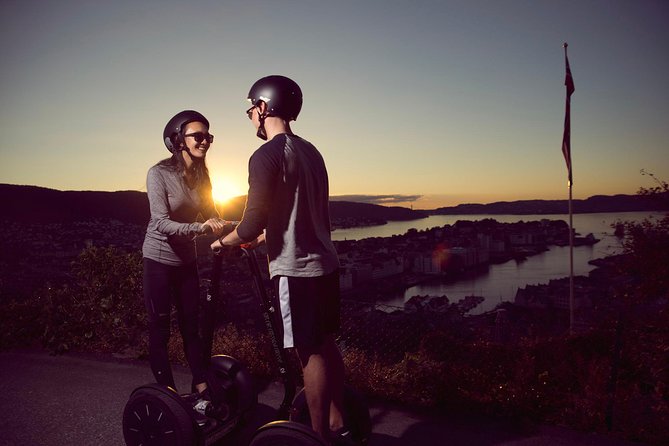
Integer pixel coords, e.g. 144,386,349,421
273,270,341,351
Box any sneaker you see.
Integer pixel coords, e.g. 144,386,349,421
193,397,211,416
186,390,211,426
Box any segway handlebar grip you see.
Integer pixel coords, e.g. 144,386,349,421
201,219,241,236
212,242,246,258
239,245,254,257
212,246,245,258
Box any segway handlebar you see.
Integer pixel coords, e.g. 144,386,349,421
198,219,240,236
199,220,240,248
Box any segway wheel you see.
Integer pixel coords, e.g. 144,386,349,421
122,386,195,446
249,420,326,446
291,386,372,445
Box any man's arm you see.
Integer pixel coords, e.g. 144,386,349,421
211,145,279,249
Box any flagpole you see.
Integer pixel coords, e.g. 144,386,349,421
568,177,574,335
562,42,575,335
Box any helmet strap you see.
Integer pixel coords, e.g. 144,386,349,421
256,111,268,140
175,132,200,159
181,144,205,164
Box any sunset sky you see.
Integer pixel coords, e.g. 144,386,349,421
1,1,667,209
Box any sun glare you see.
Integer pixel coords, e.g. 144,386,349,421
211,177,244,204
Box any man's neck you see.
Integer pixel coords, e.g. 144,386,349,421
263,117,292,140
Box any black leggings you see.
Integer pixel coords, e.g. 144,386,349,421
143,258,206,391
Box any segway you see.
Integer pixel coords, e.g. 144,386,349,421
123,240,371,445
122,354,257,446
238,247,372,446
122,234,257,446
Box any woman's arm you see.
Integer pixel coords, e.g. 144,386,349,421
147,167,204,236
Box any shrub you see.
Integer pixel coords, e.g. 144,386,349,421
0,246,146,353
0,290,43,349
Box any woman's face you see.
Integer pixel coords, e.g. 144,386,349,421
181,121,212,159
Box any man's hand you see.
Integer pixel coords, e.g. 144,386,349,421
210,230,265,252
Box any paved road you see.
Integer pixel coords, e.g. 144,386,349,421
0,350,643,445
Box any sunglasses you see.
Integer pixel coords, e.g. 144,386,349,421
246,105,255,120
184,132,214,144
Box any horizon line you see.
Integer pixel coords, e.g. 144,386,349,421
1,182,647,211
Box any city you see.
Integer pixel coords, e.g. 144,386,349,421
2,215,605,338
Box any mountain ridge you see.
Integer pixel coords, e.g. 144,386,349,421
0,184,427,225
432,194,664,215
1,184,664,226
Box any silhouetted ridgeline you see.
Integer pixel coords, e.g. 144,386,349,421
329,201,428,222
433,194,666,215
0,184,427,224
1,184,150,225
181,197,429,222
3,184,663,225
163,195,428,223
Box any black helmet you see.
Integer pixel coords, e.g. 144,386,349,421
247,75,303,121
163,110,209,153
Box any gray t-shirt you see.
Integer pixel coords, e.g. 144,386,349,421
236,134,339,278
142,162,217,266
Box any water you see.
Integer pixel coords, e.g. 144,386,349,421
332,212,665,313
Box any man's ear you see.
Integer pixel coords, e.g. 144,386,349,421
257,101,268,115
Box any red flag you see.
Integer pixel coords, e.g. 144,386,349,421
562,43,575,185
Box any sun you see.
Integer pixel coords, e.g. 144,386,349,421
211,177,245,205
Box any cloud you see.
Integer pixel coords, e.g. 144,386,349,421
330,194,423,205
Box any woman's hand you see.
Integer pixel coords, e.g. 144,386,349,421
202,218,228,236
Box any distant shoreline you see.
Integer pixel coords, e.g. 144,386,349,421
1,183,665,227
429,194,665,216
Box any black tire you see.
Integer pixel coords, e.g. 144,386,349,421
291,386,372,445
249,421,326,446
122,386,196,446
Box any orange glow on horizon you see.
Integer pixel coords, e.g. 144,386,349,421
211,176,245,205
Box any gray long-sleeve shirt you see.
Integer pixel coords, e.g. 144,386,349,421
236,133,339,278
142,162,218,265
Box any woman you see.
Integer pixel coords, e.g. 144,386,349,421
142,110,225,401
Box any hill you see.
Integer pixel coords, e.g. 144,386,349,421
3,184,663,225
1,184,150,225
0,184,427,225
329,200,427,222
432,194,666,215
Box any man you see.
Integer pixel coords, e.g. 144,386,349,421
211,75,351,444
